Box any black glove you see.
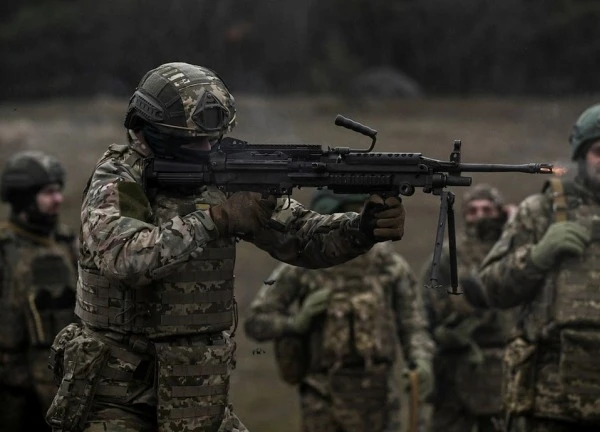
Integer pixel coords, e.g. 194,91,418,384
359,195,405,242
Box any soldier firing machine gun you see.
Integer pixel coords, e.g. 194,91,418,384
144,115,553,295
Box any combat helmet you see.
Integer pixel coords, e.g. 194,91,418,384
0,150,65,205
569,103,600,160
309,189,368,214
124,62,236,140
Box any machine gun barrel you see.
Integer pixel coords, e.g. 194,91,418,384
456,163,553,173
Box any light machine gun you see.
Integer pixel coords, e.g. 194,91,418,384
144,115,553,295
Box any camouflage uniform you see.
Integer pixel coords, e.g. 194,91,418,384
0,151,77,432
47,63,403,432
421,184,514,432
245,194,433,432
471,104,600,431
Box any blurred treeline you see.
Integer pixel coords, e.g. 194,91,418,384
1,0,599,100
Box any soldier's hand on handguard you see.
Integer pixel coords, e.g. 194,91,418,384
290,288,332,334
209,192,277,238
530,221,590,270
359,195,405,242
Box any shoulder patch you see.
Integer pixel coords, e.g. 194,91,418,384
117,181,152,221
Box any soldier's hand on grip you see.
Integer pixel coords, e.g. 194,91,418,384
290,287,331,334
359,195,405,242
209,191,277,238
530,221,590,270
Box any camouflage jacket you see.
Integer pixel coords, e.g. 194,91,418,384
477,178,597,311
244,242,434,372
77,136,373,332
478,178,600,422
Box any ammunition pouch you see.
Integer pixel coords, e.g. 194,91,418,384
502,337,537,416
48,323,84,386
46,327,111,432
273,335,308,385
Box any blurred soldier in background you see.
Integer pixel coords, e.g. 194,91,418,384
245,190,434,432
0,151,77,432
465,103,600,431
45,62,406,432
421,184,515,432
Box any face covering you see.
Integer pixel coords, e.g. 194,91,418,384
465,213,507,242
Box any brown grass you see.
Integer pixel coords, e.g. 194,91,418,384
0,95,595,431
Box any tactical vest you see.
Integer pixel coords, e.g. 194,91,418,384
318,243,398,369
0,222,76,350
75,145,236,339
514,178,600,422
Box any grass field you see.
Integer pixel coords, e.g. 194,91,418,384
0,95,595,431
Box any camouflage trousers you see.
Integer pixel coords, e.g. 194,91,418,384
299,365,398,432
48,327,248,432
507,416,600,432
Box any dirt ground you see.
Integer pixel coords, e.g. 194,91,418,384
0,95,596,431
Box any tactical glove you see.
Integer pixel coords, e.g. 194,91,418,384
403,358,434,401
209,192,277,238
290,288,331,334
530,221,590,270
359,195,405,242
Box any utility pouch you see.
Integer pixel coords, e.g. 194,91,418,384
558,329,600,422
45,330,110,432
48,323,84,385
502,337,537,415
273,335,308,385
329,364,390,432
